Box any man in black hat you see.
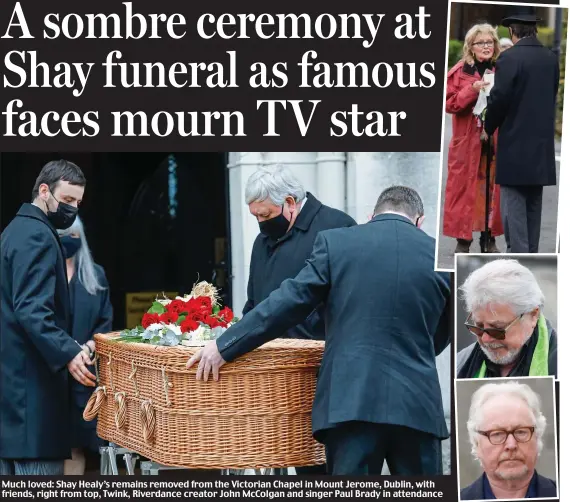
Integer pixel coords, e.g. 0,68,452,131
484,10,559,253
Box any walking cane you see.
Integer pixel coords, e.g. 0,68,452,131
483,134,492,253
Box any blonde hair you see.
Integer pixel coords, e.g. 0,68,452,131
463,24,500,65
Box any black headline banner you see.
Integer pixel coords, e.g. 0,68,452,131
0,0,561,151
0,0,450,151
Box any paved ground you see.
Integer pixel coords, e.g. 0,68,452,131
437,115,560,270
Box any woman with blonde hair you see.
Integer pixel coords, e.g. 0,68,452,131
444,24,504,254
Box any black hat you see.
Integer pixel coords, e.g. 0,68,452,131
501,13,542,26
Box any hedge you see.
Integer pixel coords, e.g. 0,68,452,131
448,40,463,69
556,11,567,138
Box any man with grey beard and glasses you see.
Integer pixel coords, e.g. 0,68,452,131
460,381,557,500
456,259,556,378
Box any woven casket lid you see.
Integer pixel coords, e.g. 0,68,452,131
94,332,324,373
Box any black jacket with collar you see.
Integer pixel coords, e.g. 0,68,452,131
485,36,559,186
243,192,356,340
0,203,82,459
217,213,453,440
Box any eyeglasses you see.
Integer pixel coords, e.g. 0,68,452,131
464,314,523,340
473,41,495,48
477,427,535,445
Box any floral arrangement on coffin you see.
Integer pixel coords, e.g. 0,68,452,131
117,281,238,347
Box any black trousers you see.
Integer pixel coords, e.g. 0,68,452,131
323,422,442,475
500,185,543,253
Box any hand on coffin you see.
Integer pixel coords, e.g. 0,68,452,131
186,340,227,382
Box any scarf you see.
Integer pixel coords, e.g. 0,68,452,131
474,59,493,77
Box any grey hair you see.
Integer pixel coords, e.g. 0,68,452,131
460,259,545,316
467,381,547,460
58,216,105,296
245,165,306,205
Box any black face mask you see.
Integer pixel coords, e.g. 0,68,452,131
60,235,81,259
258,206,291,241
46,191,78,230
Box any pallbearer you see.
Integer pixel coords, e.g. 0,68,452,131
239,165,356,474
189,186,453,475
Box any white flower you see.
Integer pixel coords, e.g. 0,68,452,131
166,324,182,337
147,323,163,331
189,325,207,342
211,326,227,339
175,294,192,301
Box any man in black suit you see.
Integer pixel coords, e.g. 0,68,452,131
484,11,559,253
0,161,96,475
243,165,356,474
188,186,453,475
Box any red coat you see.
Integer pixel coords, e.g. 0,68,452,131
443,61,503,239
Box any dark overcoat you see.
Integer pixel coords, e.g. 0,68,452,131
485,36,559,186
0,204,81,459
217,214,453,441
243,192,356,340
69,264,113,451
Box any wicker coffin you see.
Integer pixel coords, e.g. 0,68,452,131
86,332,325,469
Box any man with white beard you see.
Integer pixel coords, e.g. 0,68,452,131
456,259,556,378
460,381,557,500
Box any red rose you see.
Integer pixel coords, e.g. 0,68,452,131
197,296,212,309
218,307,234,323
180,318,200,333
166,299,186,315
192,311,208,324
159,312,178,324
141,313,160,328
204,315,226,328
185,298,202,313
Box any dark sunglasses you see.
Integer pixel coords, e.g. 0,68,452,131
464,314,523,341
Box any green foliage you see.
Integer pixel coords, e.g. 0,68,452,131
448,40,463,69
537,27,555,48
556,11,567,138
497,26,510,40
496,26,553,47
148,301,167,314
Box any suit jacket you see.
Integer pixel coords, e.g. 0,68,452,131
485,36,559,186
0,204,82,459
460,471,557,500
243,192,356,340
216,214,453,440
